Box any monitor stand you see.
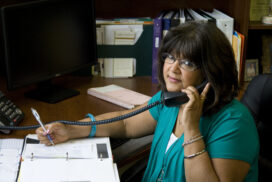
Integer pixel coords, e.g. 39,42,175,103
24,80,79,103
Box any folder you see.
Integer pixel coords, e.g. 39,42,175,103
17,134,120,182
232,31,245,83
202,9,234,45
232,31,240,78
237,32,245,82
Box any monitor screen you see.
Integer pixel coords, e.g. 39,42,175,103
1,0,97,103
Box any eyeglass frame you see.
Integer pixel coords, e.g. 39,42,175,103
161,52,200,71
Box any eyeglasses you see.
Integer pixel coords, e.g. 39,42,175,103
161,52,200,71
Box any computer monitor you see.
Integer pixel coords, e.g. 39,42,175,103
1,0,97,103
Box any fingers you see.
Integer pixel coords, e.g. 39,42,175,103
200,82,211,101
35,124,54,146
181,82,211,103
181,87,198,106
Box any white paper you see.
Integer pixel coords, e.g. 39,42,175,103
104,24,143,45
18,135,117,182
0,138,24,182
19,159,117,182
23,143,95,159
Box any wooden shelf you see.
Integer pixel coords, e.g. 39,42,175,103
249,21,272,30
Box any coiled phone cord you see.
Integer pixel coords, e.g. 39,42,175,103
0,100,162,130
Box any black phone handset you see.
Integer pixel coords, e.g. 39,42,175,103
162,80,208,107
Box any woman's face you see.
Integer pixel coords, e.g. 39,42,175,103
163,54,204,92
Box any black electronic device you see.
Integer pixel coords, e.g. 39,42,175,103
1,0,97,103
0,90,24,134
162,80,208,107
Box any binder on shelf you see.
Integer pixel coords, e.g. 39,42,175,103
202,9,234,45
162,10,175,37
184,9,194,21
187,9,208,22
194,9,216,23
174,9,186,26
151,11,165,83
170,11,181,28
17,134,119,182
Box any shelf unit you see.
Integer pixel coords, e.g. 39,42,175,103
95,0,251,83
0,0,252,82
247,19,272,76
249,21,272,30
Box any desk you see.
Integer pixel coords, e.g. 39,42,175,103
0,75,159,168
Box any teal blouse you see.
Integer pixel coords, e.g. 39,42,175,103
142,91,259,182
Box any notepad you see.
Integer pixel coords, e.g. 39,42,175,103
17,134,119,182
87,84,151,109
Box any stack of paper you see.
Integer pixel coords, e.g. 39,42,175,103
18,135,119,182
0,139,24,182
96,21,145,78
87,84,151,109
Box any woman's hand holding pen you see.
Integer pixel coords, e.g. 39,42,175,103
36,123,70,146
179,82,211,131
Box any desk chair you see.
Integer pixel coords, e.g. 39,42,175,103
240,74,272,181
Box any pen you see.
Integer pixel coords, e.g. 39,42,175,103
31,108,55,145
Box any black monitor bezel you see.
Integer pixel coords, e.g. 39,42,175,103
1,0,97,90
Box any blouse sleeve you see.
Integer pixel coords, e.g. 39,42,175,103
205,104,259,164
148,91,163,122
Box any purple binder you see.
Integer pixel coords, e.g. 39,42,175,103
151,13,164,83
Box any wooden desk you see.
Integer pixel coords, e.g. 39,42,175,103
0,75,159,139
0,75,159,175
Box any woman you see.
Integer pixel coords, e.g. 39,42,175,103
36,22,259,182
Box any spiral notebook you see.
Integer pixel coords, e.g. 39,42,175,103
17,134,119,182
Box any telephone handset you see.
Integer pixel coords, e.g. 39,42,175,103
162,80,208,107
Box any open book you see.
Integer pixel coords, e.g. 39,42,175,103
87,84,151,109
17,134,119,182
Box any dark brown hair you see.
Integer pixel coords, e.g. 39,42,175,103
157,21,239,114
